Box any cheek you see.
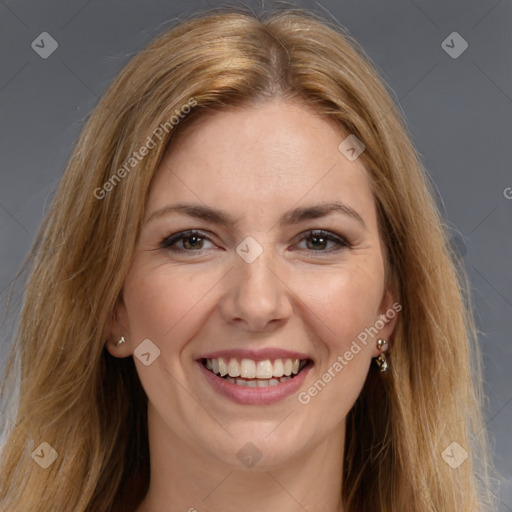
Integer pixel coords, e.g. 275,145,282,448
122,261,219,355
295,265,381,421
295,258,384,353
120,262,223,428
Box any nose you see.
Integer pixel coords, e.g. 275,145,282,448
218,247,293,332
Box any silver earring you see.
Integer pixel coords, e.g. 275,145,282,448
375,338,389,372
116,336,126,347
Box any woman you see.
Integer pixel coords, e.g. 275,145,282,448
0,7,495,511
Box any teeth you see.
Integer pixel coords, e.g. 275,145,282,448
272,359,284,377
227,358,240,377
240,359,256,379
218,358,228,376
218,375,294,387
256,360,273,379
204,357,307,382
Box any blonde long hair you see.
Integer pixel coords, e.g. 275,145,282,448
0,7,495,511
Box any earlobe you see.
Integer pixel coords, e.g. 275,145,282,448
105,334,132,358
374,290,400,356
104,298,132,358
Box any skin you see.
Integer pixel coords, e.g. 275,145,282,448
106,98,397,512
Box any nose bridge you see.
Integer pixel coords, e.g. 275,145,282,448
221,237,292,330
239,242,277,291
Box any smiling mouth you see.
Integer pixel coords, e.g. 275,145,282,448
201,357,310,387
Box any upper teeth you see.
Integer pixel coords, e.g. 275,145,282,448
205,357,305,379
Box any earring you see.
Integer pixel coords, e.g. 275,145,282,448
374,338,389,372
116,336,126,347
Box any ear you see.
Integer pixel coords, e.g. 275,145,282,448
371,289,400,357
104,295,132,358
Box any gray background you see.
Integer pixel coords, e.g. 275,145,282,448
1,0,511,509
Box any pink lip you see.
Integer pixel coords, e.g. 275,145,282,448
196,360,312,405
196,348,311,361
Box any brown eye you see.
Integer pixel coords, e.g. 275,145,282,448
306,233,329,250
160,230,214,252
182,234,204,250
295,230,350,253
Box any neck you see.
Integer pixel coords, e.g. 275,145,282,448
136,406,346,512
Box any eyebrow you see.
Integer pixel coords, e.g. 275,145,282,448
145,200,366,229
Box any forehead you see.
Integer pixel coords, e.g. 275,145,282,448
148,99,375,227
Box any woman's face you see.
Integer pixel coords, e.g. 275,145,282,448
109,99,396,470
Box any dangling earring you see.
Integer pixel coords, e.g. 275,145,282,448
116,336,126,347
374,338,389,372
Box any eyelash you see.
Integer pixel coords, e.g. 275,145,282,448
159,229,351,255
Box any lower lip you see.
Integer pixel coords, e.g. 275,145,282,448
197,361,312,405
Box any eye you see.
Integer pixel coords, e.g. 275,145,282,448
294,230,350,253
159,229,351,255
160,230,215,252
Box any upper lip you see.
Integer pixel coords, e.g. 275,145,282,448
196,348,312,361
